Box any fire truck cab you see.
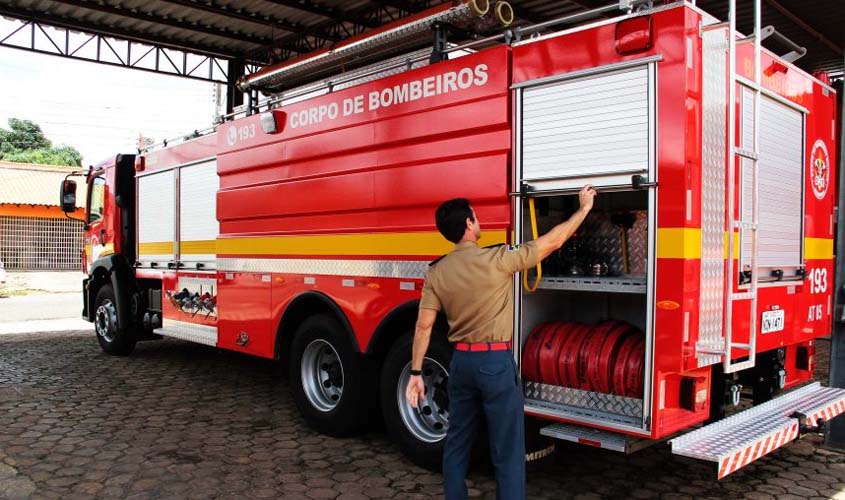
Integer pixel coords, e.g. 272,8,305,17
61,0,845,479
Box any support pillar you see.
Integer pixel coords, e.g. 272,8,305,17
226,58,245,114
825,69,845,449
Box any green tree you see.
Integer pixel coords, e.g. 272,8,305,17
0,118,82,167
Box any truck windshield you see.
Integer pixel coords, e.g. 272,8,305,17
88,176,106,223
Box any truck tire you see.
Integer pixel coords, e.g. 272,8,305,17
380,331,452,471
289,315,367,437
93,284,136,356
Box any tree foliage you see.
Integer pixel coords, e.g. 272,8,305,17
0,118,83,167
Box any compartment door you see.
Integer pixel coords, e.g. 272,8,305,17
520,64,654,191
178,160,219,270
137,170,176,268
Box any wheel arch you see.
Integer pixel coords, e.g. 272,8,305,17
274,291,359,363
366,300,449,366
85,254,135,324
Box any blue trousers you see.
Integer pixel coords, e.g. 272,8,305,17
443,349,525,500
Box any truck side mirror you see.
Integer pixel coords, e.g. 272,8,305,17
60,180,77,213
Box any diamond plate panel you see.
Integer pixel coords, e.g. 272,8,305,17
627,210,648,276
158,319,218,347
697,28,729,367
524,381,643,419
217,258,429,279
578,213,624,276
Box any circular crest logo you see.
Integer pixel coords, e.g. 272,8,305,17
810,139,829,200
227,126,237,147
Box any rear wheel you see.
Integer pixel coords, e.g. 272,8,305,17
289,315,368,436
94,284,136,356
380,331,452,471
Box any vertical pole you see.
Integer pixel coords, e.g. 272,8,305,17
825,71,845,449
723,0,737,371
226,57,245,115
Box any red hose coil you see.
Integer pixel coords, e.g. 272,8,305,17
521,323,550,382
537,322,572,385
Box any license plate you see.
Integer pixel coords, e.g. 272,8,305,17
761,309,785,334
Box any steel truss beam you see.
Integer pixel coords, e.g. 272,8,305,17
0,18,232,84
263,0,380,29
0,5,309,57
249,0,555,64
250,1,438,64
158,0,345,44
46,0,275,46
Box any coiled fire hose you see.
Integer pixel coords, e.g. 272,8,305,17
522,197,542,292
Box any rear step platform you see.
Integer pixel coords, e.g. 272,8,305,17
541,423,653,453
670,382,845,479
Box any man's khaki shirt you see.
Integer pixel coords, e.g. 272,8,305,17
419,240,540,344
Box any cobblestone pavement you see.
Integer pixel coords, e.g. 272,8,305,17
1,331,844,500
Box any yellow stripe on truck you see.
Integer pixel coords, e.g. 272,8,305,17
138,242,174,255
216,230,508,257
656,228,701,259
805,237,833,260
656,229,833,261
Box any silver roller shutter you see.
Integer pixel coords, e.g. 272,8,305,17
521,65,651,189
740,90,804,273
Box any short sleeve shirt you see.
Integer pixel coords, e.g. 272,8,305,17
419,240,540,343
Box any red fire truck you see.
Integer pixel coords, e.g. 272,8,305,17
61,0,845,479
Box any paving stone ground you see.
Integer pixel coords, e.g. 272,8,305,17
1,331,844,500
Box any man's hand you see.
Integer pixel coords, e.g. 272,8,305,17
535,184,597,260
406,375,426,409
579,184,597,212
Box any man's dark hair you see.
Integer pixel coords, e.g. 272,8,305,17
435,198,474,243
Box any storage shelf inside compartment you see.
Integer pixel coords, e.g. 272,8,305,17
538,275,646,294
519,189,649,426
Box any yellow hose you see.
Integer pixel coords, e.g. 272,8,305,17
522,197,542,292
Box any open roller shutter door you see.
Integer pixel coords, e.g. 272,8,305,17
521,65,651,190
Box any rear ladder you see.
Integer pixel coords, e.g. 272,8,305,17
722,0,761,373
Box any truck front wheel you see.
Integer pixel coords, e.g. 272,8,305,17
289,315,368,437
380,331,452,471
94,284,136,356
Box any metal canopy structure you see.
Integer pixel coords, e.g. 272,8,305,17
0,1,841,86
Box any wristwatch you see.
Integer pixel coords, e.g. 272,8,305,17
410,369,422,376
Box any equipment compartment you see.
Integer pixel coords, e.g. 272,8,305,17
518,189,653,432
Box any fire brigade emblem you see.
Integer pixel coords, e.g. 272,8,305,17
810,139,829,200
227,126,237,146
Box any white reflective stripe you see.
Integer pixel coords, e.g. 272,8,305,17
217,257,428,279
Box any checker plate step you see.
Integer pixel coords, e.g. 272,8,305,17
540,422,650,453
670,382,845,479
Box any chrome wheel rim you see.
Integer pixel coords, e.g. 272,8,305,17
95,299,117,343
301,339,344,412
397,358,449,443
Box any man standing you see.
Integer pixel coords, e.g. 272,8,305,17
406,185,596,499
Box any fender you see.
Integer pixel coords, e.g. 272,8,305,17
84,254,136,328
366,300,449,357
275,291,360,359
366,300,421,355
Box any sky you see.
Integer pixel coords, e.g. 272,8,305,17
0,43,218,167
